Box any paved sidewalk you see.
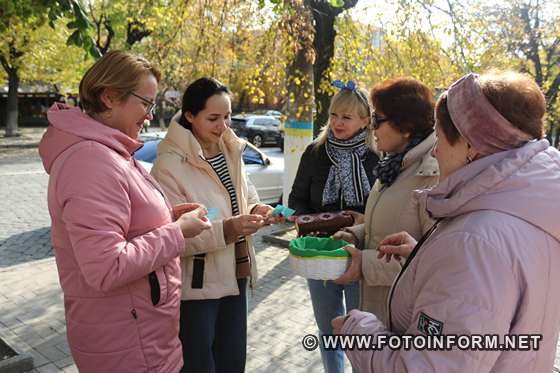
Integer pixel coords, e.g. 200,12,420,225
0,230,329,372
0,126,164,165
1,143,559,372
0,126,164,148
0,127,46,147
0,158,337,372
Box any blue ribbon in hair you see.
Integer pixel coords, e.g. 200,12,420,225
332,79,357,91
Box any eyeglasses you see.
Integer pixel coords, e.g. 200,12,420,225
129,92,156,115
371,112,389,130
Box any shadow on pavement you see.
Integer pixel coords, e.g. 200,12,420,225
0,227,53,268
248,226,296,313
248,255,294,315
0,285,73,370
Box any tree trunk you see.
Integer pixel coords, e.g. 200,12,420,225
286,49,314,123
311,12,337,137
306,0,359,137
5,67,19,137
283,33,314,206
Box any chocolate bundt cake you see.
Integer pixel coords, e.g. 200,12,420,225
295,211,354,237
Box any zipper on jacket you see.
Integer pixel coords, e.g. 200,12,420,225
126,289,149,368
387,219,441,331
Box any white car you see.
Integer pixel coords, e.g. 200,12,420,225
135,135,283,205
243,144,284,204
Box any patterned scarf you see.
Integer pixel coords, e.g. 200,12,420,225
322,129,371,208
374,131,431,187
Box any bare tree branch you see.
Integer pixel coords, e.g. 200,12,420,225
519,2,543,86
547,73,560,108
0,52,12,74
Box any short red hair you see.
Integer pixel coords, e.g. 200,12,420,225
370,78,435,136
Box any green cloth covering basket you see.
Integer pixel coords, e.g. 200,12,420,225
288,237,351,280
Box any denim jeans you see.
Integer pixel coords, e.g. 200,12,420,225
307,279,360,373
179,278,248,373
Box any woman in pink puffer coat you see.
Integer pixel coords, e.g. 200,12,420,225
39,51,211,373
333,71,560,372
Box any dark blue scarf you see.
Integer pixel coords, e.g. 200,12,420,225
322,129,371,208
374,132,432,187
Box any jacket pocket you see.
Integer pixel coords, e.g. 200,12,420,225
191,254,206,289
149,268,169,306
148,271,160,306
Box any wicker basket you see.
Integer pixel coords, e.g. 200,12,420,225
288,237,351,280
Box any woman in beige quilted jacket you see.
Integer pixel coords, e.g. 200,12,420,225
333,78,439,324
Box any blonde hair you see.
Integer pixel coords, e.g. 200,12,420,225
314,88,374,148
79,50,161,114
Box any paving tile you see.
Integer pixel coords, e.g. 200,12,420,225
27,349,50,368
34,344,68,363
62,365,78,373
53,356,74,369
0,158,559,373
54,342,71,356
36,363,62,373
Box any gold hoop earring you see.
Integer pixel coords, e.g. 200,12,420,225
466,142,473,164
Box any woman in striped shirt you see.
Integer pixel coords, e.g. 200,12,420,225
151,77,282,373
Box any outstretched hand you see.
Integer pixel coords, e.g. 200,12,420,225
332,315,347,335
334,245,363,285
331,230,357,245
252,204,284,225
341,210,364,225
176,206,212,238
172,203,204,221
377,231,417,263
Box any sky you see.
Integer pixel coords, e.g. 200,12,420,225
348,0,456,46
349,0,560,27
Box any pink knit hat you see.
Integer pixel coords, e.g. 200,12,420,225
446,73,533,156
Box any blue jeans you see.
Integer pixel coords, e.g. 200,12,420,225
179,278,248,373
307,279,360,373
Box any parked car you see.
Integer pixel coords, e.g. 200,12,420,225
250,110,286,151
133,132,167,162
134,133,284,205
230,114,282,149
251,109,283,120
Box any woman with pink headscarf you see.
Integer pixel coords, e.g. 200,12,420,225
332,71,560,372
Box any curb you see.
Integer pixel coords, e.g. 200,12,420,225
262,234,291,248
0,332,33,373
261,224,295,248
0,143,40,149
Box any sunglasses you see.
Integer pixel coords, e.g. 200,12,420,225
129,92,156,115
371,112,389,130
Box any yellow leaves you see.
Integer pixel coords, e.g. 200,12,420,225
14,18,91,91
